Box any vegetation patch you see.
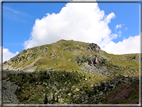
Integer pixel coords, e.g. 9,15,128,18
2,40,140,104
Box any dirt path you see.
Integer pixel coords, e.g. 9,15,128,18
22,57,40,71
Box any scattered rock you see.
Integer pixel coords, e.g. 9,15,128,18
68,59,71,62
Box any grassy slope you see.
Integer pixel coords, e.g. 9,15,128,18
3,40,140,104
3,70,139,104
34,40,90,71
2,70,112,104
6,40,139,77
102,52,139,77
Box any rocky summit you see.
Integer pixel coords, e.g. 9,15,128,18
2,39,140,104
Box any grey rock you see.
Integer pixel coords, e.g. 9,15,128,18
81,62,110,75
88,43,100,53
3,80,19,104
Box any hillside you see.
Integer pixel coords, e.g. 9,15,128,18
3,39,139,77
2,40,140,104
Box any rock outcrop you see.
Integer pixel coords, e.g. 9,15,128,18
88,43,100,53
82,62,109,75
3,79,19,104
76,54,103,67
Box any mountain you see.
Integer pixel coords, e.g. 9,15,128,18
2,39,140,104
3,39,139,77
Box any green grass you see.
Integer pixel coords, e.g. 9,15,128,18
5,39,139,80
33,40,91,71
3,69,139,104
103,52,139,69
3,39,140,104
4,70,110,103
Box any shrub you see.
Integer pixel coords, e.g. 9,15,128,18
29,78,36,83
101,59,106,64
22,56,25,59
31,53,36,57
23,50,27,53
44,94,48,104
19,58,21,62
132,56,136,59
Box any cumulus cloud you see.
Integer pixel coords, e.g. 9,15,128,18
23,3,140,55
0,46,19,63
102,35,140,55
24,3,116,49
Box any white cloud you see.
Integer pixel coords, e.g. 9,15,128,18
115,24,124,29
116,25,121,29
102,35,140,55
23,3,140,55
24,3,116,49
125,27,128,30
0,46,19,63
118,30,122,37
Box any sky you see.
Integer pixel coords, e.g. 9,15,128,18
1,0,141,62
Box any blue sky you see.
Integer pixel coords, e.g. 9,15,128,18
96,3,139,42
3,3,67,53
1,0,141,62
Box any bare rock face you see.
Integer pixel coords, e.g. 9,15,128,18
95,57,99,64
81,62,109,75
76,54,103,67
92,56,102,66
88,43,100,53
86,55,102,66
3,79,19,104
